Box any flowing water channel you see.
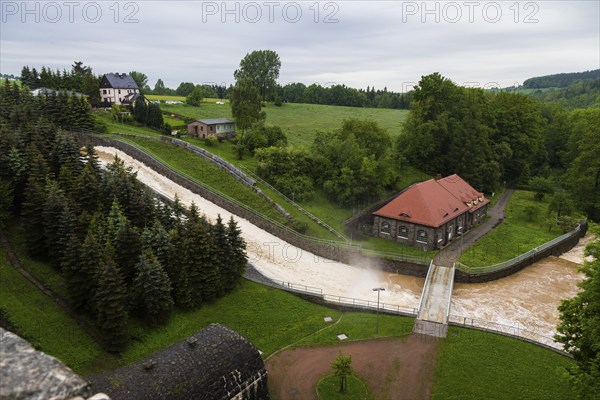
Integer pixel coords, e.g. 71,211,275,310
96,147,592,343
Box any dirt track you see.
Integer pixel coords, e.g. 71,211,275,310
266,334,439,400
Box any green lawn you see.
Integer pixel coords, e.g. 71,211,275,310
460,190,563,267
432,327,575,400
295,313,414,348
145,95,229,104
159,101,409,148
0,247,110,374
317,373,371,400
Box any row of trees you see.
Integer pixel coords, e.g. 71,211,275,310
279,83,411,109
1,80,94,131
21,62,101,104
0,88,248,351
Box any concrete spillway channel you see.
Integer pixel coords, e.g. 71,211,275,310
414,262,456,338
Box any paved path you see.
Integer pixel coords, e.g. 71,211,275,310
434,189,514,266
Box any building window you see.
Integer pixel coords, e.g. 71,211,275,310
118,90,121,94
447,224,453,240
416,230,428,243
398,225,408,239
102,89,107,94
380,222,390,235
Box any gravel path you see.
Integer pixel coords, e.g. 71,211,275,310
435,189,514,266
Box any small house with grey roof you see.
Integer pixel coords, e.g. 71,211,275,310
100,73,145,106
187,118,236,139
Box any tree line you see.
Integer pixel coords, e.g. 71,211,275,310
20,61,101,104
0,84,248,351
398,72,599,221
278,83,411,109
523,69,599,88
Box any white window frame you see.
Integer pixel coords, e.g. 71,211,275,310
398,225,409,239
380,221,391,235
416,230,428,243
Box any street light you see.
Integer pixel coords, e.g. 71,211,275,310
372,287,386,334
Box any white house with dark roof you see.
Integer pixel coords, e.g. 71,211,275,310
187,118,236,139
100,73,145,106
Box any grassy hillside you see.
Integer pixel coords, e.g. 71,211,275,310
159,100,409,147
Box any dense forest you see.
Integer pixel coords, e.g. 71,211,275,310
523,78,600,109
0,81,248,351
523,69,599,88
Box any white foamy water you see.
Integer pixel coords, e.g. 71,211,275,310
96,147,591,342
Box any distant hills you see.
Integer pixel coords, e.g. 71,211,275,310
523,69,599,89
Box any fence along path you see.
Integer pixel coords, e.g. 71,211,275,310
238,164,348,242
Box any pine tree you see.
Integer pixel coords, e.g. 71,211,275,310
130,249,174,325
94,255,129,351
226,216,247,290
212,215,228,295
61,232,85,309
113,218,142,284
76,224,103,311
22,145,49,256
42,180,68,267
167,224,194,309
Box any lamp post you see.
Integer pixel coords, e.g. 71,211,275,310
372,287,385,334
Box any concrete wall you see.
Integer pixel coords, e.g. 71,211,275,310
455,222,588,283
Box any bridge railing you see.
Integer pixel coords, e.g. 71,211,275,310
455,223,584,275
448,314,568,354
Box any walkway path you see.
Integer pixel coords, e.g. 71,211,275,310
434,189,514,266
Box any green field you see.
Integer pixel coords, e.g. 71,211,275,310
432,327,575,400
145,95,229,104
159,101,409,148
460,190,564,267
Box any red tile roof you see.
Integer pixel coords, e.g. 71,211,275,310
373,174,489,228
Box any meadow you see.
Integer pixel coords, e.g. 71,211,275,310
159,100,409,147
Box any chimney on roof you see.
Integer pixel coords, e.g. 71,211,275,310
435,174,442,181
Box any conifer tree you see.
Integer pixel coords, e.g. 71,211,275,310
94,254,129,351
212,215,228,295
77,224,103,311
22,144,49,256
130,249,174,325
226,216,247,289
113,218,142,284
167,223,194,309
42,180,68,267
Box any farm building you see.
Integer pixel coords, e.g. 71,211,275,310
372,174,489,250
100,73,146,106
187,118,236,139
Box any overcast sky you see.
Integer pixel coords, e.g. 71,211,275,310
1,1,598,91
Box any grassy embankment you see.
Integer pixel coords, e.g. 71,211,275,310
460,190,566,267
